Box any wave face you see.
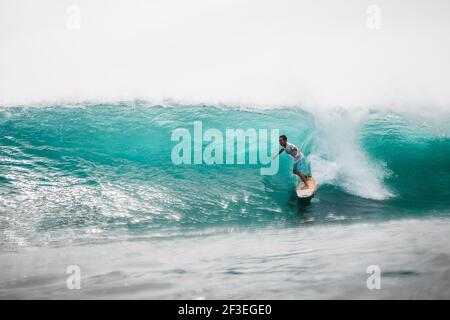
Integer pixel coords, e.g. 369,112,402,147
1,103,450,245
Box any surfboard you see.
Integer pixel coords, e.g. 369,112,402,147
296,176,317,199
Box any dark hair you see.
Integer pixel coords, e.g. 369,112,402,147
279,135,287,141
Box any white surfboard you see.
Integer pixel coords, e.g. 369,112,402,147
296,177,317,199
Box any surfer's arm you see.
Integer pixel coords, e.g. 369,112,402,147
272,148,284,160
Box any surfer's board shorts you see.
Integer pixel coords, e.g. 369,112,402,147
293,157,309,175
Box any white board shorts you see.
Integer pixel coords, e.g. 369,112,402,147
293,157,308,174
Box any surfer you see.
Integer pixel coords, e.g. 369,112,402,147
273,135,310,189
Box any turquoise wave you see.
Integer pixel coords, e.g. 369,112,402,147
1,103,449,240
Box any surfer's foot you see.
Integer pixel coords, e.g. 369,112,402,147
301,184,310,190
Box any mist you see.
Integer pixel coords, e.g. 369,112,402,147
1,0,450,112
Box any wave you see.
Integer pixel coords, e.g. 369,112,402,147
1,102,449,205
1,101,450,251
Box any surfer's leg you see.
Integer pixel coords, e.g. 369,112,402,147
293,168,309,189
298,158,310,189
298,172,309,189
293,160,309,189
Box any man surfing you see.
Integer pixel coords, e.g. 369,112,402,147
273,135,310,189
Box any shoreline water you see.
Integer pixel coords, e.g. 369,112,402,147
1,217,450,299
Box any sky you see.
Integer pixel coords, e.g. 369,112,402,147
1,0,450,111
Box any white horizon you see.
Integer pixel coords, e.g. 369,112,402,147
1,0,450,115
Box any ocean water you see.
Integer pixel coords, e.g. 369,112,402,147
1,102,450,299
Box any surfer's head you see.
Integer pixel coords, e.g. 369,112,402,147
279,135,287,146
